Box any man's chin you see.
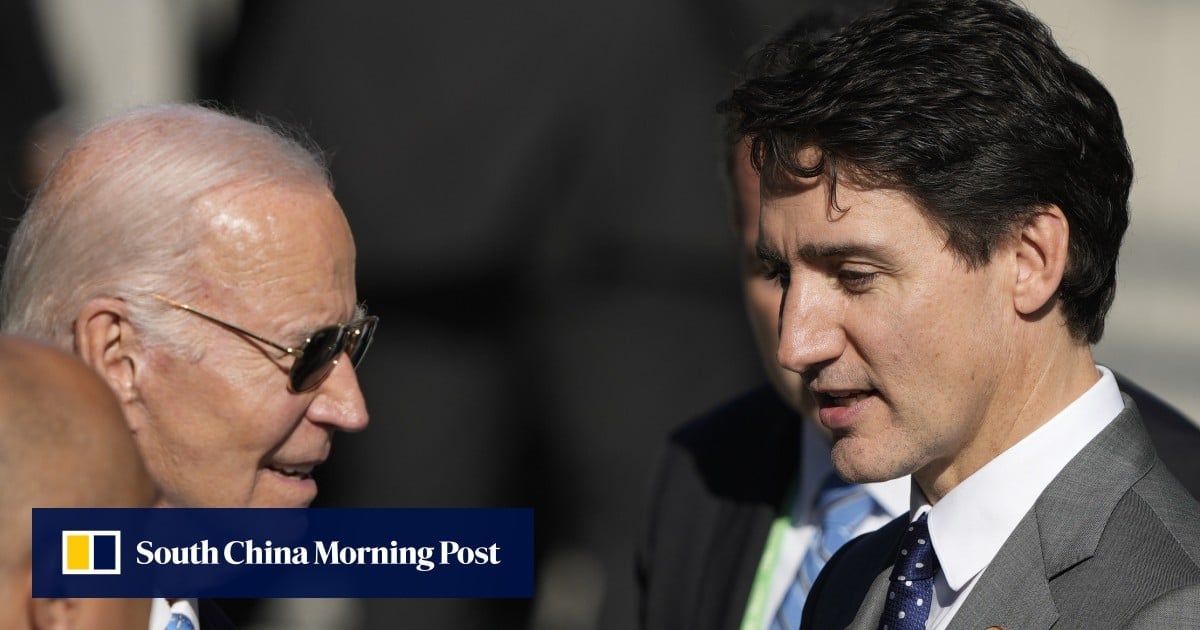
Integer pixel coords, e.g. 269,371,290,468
830,437,910,485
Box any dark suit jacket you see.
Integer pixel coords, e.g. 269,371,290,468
802,402,1200,629
198,599,238,630
637,378,1200,630
638,385,800,630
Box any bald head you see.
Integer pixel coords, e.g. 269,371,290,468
0,335,154,629
0,104,330,351
1,104,370,512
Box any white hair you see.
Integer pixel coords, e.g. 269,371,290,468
0,104,330,354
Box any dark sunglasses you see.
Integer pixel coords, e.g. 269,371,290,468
152,294,378,393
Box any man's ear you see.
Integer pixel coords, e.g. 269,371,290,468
1013,205,1070,318
30,597,74,630
73,297,142,406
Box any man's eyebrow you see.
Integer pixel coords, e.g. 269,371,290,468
285,304,365,340
756,241,784,264
792,242,892,261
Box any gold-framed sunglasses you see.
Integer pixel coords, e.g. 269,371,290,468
152,294,378,393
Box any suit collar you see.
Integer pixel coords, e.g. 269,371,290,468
924,367,1124,591
1035,401,1155,576
943,512,1059,630
946,402,1153,629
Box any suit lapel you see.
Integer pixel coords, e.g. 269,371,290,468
846,568,895,629
945,514,1057,630
1034,403,1154,576
947,403,1152,629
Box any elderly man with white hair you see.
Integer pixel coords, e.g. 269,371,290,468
0,104,376,628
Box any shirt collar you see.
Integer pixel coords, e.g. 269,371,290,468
149,597,200,630
864,475,910,519
914,365,1124,591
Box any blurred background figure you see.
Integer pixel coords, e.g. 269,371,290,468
210,3,795,628
1,1,1197,629
0,334,157,630
0,0,60,245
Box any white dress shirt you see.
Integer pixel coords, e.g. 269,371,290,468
762,419,910,627
918,365,1125,629
149,597,200,630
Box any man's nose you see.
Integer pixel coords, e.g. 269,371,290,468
308,356,370,432
776,274,846,376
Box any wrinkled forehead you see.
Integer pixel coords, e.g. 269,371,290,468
190,182,357,309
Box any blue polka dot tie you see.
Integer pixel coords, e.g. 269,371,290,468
771,473,877,630
166,612,195,630
877,512,939,630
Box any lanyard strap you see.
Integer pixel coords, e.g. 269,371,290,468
739,475,799,630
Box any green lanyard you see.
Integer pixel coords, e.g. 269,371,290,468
739,475,799,630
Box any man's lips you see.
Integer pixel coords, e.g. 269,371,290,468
814,389,878,430
266,462,319,480
818,390,875,406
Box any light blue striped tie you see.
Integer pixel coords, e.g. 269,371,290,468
770,472,876,630
166,612,195,630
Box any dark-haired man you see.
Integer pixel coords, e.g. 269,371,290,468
640,4,1200,630
721,0,1200,627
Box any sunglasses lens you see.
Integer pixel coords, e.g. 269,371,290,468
290,326,347,392
346,317,378,367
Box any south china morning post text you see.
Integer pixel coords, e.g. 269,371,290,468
32,508,534,598
134,538,502,572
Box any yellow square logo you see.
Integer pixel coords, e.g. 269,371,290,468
61,531,121,575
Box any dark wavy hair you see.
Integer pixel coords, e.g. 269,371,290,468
720,0,1131,343
721,4,882,230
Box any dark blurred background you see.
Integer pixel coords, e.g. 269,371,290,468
210,2,795,628
3,1,1198,628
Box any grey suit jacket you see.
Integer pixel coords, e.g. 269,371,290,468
802,402,1200,629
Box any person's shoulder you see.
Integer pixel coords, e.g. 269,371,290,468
198,598,239,630
1115,370,1200,499
672,383,796,449
1116,371,1195,434
1127,458,1200,557
639,385,799,628
664,384,800,504
1124,583,1200,629
1068,460,1200,620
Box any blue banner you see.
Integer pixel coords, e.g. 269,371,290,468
33,508,533,598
